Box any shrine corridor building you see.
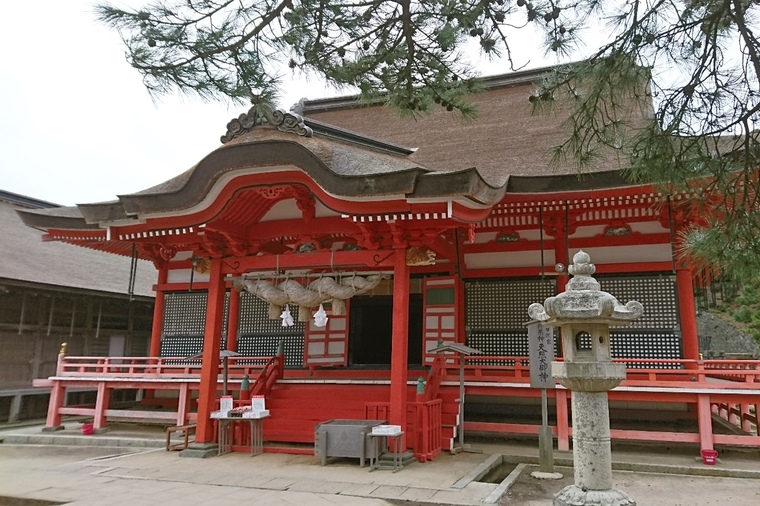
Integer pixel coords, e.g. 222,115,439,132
18,67,760,459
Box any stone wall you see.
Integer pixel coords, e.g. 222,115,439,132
697,311,760,358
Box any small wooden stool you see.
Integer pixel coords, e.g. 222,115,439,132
165,424,197,451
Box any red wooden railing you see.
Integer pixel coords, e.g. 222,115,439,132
55,355,272,379
55,355,758,388
425,353,447,402
249,353,285,398
408,399,442,462
38,353,760,455
713,402,759,432
452,355,760,453
455,356,760,386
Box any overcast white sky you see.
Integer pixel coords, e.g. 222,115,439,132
0,1,566,207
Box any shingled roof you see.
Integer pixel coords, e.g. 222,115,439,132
1,191,155,298
298,65,652,188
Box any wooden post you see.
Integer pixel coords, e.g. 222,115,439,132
697,393,714,451
456,275,466,344
676,264,700,364
389,247,410,448
740,403,752,432
143,266,168,404
93,382,110,430
149,264,168,358
227,286,241,352
44,382,65,430
177,383,190,426
42,346,67,431
555,388,570,451
195,257,225,444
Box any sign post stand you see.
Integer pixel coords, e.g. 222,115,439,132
527,321,563,479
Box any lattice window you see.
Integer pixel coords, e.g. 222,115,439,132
465,279,556,331
237,293,305,367
160,291,229,358
237,334,304,367
238,294,305,335
610,331,682,368
160,335,204,359
163,292,208,336
465,276,682,363
599,275,678,330
467,330,559,363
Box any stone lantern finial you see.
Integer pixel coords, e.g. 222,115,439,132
528,250,643,325
566,250,597,288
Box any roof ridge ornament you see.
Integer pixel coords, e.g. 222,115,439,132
221,105,313,144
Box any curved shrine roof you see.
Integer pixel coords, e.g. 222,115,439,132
18,65,649,236
18,117,502,232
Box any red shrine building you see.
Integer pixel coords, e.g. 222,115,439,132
19,66,759,459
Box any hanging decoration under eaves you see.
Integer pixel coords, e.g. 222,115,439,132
280,305,295,327
232,274,387,323
313,304,329,327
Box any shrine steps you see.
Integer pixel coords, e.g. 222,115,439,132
438,387,461,452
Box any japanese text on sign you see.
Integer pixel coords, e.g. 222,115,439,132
528,322,556,389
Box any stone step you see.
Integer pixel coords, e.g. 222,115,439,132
374,450,417,469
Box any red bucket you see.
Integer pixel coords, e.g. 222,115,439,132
700,449,718,465
81,423,94,436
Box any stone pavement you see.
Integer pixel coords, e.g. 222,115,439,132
1,422,759,505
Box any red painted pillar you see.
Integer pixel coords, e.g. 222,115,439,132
93,382,111,430
456,276,466,344
44,382,65,429
676,263,700,363
177,383,190,426
195,257,225,444
390,247,410,444
227,286,240,352
144,265,168,403
697,393,714,451
149,264,168,358
43,350,67,429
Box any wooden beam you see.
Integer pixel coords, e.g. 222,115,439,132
223,249,396,274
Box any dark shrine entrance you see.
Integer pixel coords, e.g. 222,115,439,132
348,294,422,366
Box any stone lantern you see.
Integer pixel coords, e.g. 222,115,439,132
528,250,643,506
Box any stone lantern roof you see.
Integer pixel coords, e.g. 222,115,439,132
528,250,644,326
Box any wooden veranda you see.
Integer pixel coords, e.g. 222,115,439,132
36,352,760,458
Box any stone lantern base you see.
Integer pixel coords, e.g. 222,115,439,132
554,484,636,506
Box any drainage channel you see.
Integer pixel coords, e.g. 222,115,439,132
478,461,518,483
450,454,528,504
